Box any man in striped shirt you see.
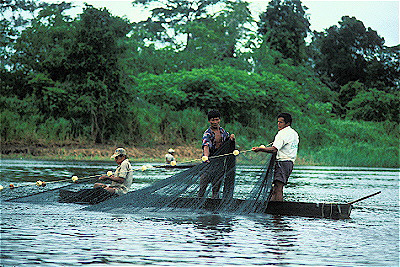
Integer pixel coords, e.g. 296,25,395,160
199,110,235,198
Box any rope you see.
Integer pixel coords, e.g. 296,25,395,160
0,143,272,192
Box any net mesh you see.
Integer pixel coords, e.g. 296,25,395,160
4,140,275,215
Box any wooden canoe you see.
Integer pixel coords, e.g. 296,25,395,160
168,197,352,219
59,188,116,204
266,201,351,219
58,189,351,219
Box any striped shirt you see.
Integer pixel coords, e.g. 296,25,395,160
202,127,230,155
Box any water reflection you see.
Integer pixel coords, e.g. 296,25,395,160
156,211,299,262
255,215,297,263
167,213,235,250
193,214,233,247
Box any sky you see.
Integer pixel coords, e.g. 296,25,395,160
57,0,399,47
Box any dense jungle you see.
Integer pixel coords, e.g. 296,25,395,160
1,0,399,167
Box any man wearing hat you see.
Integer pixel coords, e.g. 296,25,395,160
165,148,175,164
94,148,133,195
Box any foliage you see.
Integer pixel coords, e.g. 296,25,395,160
310,15,398,121
300,119,399,168
133,0,226,46
311,16,385,88
131,0,254,70
134,66,313,123
1,0,48,67
258,0,310,65
7,4,132,143
346,88,400,123
364,45,400,89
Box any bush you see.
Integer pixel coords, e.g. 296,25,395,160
37,118,72,141
346,88,400,123
0,110,39,142
134,66,307,123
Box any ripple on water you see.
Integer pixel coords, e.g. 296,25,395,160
0,160,398,266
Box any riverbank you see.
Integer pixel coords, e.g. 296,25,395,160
1,141,317,165
1,141,204,163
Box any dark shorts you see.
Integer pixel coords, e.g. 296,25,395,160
274,161,294,185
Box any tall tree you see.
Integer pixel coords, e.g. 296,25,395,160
133,0,223,47
177,0,253,69
12,3,74,78
312,16,384,88
130,0,253,71
3,2,73,100
310,16,399,120
67,5,132,143
9,4,132,143
364,45,400,90
1,0,39,67
258,0,310,65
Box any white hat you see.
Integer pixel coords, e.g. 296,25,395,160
111,148,127,159
168,148,175,153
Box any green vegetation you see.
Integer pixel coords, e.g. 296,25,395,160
1,0,399,167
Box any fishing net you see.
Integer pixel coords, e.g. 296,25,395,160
2,175,107,204
4,140,276,215
84,140,275,214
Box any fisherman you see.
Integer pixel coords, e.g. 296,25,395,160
94,147,134,195
165,148,175,164
198,109,235,199
252,113,299,201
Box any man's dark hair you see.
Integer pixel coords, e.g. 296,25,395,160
278,113,292,125
208,109,221,120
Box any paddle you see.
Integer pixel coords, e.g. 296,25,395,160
346,191,381,205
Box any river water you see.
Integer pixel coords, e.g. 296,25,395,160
0,159,399,266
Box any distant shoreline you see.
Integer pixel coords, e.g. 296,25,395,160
1,141,203,163
1,141,318,166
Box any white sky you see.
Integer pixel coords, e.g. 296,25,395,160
57,0,399,47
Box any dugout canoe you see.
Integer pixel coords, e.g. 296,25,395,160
59,188,116,204
58,189,352,219
168,197,352,219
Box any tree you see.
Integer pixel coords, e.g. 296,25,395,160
7,4,132,143
131,0,253,70
66,5,132,143
3,2,73,101
258,0,310,65
176,0,253,69
1,1,73,68
312,16,384,88
133,0,224,47
11,3,74,79
364,45,400,90
1,0,39,67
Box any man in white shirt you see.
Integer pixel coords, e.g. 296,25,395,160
252,113,299,201
165,148,175,164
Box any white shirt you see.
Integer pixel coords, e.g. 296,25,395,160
272,126,299,162
165,153,175,163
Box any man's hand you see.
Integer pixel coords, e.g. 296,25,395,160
202,155,210,163
203,146,210,163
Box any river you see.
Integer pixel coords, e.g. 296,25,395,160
0,159,398,266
